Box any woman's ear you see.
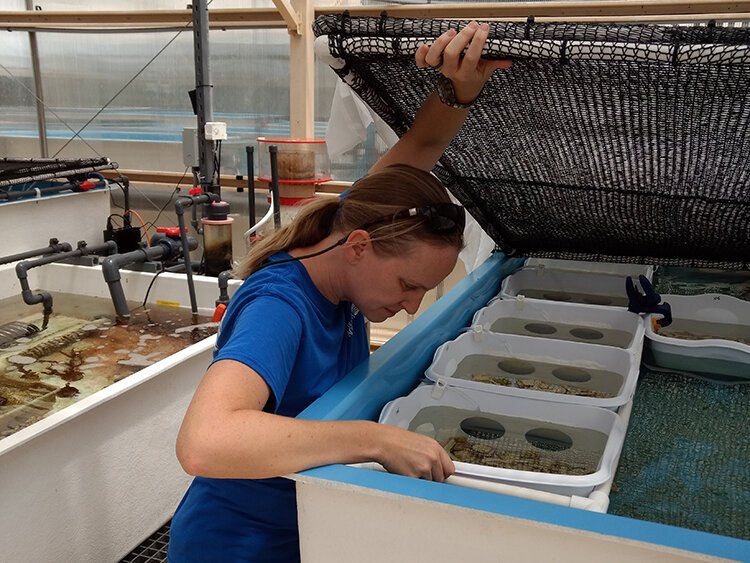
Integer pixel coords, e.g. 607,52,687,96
342,229,371,263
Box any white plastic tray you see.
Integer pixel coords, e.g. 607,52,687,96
472,296,645,354
379,385,625,497
426,330,640,410
499,268,632,307
524,258,654,281
646,293,750,378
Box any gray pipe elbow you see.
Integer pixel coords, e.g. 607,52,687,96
15,260,29,282
100,251,148,322
174,197,193,215
102,240,118,255
100,255,123,284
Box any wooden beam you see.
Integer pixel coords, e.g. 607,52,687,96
524,12,750,22
288,0,315,138
315,1,750,19
0,9,286,31
2,2,748,32
272,0,302,34
100,168,349,195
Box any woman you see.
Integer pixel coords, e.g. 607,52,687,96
169,21,510,562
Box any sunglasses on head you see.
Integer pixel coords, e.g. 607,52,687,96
255,203,464,273
357,202,466,235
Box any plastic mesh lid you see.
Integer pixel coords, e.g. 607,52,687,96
0,158,115,188
314,16,750,269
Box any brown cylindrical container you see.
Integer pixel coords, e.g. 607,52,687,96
257,138,331,200
201,201,234,277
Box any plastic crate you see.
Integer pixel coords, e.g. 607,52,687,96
499,268,632,307
524,258,654,281
426,330,641,410
646,293,750,379
379,385,625,497
472,296,645,353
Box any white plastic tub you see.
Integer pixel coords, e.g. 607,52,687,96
524,258,654,281
646,293,750,378
379,385,626,497
472,296,645,353
426,330,640,410
499,268,632,307
0,262,239,563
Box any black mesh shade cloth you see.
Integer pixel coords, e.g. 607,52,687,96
314,16,750,268
0,157,116,188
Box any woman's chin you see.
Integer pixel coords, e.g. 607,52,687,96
366,310,394,323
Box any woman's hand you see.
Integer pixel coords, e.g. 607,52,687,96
416,21,512,105
371,21,512,173
374,424,456,482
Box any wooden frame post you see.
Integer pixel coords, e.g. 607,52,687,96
288,0,315,139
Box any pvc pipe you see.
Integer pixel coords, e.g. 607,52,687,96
0,238,72,266
243,191,275,240
269,145,281,229
0,182,77,201
15,240,117,327
584,397,637,513
246,145,255,231
349,462,597,510
174,192,218,315
216,269,232,306
101,235,198,322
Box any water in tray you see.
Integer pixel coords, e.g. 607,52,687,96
515,288,629,307
658,318,750,346
0,292,217,439
490,316,633,348
410,405,606,475
453,353,623,398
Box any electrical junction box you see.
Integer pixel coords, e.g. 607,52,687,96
205,121,228,141
182,128,199,167
183,123,228,167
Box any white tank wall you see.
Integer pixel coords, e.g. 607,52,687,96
296,479,730,563
0,349,209,562
0,261,239,561
0,188,111,256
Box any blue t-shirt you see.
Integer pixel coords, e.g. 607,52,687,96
168,252,368,562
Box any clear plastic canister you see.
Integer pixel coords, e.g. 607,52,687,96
256,138,331,199
201,201,234,277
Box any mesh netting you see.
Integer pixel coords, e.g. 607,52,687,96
314,16,750,268
0,157,116,188
608,366,750,539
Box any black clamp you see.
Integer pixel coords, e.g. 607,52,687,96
340,10,350,32
378,11,388,35
625,274,672,329
524,16,535,40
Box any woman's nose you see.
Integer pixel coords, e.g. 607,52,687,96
401,291,426,315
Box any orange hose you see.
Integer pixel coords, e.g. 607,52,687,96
129,209,151,245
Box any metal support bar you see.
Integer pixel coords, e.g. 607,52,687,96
25,0,48,157
191,0,219,197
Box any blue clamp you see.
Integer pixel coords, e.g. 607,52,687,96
625,275,672,328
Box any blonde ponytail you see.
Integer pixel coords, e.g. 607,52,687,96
233,164,463,279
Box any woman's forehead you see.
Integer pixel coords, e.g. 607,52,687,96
380,241,459,282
